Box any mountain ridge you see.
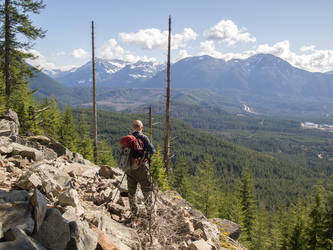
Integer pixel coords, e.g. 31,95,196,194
44,53,333,100
35,53,333,117
48,58,166,88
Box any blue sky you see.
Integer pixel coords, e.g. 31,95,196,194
27,0,333,73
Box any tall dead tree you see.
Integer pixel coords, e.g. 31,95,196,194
92,21,98,164
148,106,152,142
164,16,171,176
4,0,11,101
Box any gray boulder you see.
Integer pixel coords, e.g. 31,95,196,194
32,208,71,250
58,188,80,207
16,173,43,191
0,202,35,234
0,136,13,154
0,109,19,136
47,141,73,158
195,220,220,250
62,211,98,250
26,136,51,146
17,163,72,198
30,189,48,233
0,167,5,183
11,142,44,162
0,228,46,250
210,218,242,241
0,189,31,204
188,239,213,250
101,215,140,249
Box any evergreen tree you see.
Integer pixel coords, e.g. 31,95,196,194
192,157,219,218
171,158,194,201
58,105,77,152
218,189,234,221
322,180,333,249
267,211,283,250
76,113,94,162
251,208,270,249
287,201,307,250
179,171,194,202
237,166,256,246
0,72,5,113
36,94,61,138
0,0,45,107
172,158,188,193
150,145,169,191
171,157,187,190
279,204,293,250
306,184,325,249
98,139,117,167
229,194,244,226
13,92,34,133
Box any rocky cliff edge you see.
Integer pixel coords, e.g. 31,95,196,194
0,109,246,250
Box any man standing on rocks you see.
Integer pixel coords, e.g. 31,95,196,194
127,120,156,219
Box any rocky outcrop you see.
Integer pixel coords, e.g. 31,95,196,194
0,109,245,249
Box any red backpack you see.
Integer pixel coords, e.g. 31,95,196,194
118,135,144,172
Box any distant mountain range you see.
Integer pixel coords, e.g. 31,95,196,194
45,54,333,99
35,53,333,118
45,59,166,88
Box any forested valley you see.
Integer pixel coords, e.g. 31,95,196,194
1,0,333,246
73,107,333,249
1,90,333,248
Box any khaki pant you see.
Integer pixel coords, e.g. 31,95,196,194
126,163,152,215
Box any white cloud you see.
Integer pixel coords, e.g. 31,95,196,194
291,49,333,72
26,49,55,69
199,40,223,58
53,51,66,57
175,50,191,62
119,29,168,50
98,38,156,63
256,40,292,58
204,20,256,46
300,45,315,52
251,41,333,72
196,39,333,73
119,28,198,50
172,28,199,49
70,48,89,59
219,51,256,61
26,31,333,74
26,49,75,71
99,39,125,59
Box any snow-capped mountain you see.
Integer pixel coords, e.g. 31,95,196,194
44,58,166,88
42,53,333,102
32,53,333,117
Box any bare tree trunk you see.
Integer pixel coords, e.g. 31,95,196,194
148,106,152,142
92,21,98,165
164,16,171,177
4,0,11,103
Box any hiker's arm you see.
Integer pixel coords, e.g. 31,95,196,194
143,135,155,155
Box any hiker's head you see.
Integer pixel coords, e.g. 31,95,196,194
133,120,143,131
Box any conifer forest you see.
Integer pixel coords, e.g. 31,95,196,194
1,1,333,249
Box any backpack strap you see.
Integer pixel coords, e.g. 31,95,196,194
132,132,147,167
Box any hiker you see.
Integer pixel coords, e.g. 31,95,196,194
127,120,156,217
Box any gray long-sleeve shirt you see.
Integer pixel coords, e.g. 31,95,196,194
132,131,156,160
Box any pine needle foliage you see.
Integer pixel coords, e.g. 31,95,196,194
192,157,219,218
58,105,78,152
150,145,170,191
98,139,117,167
170,158,194,202
0,0,45,108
